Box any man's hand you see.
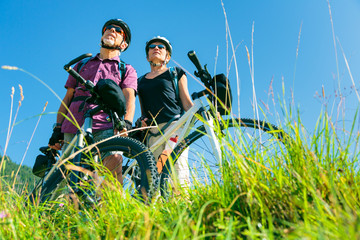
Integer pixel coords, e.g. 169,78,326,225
114,120,132,136
48,128,64,150
114,128,128,136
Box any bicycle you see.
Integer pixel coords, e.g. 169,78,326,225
28,53,158,205
130,50,289,197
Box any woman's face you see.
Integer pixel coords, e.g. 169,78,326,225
147,41,170,63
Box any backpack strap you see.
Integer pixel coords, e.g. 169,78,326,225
76,57,127,81
169,67,184,114
169,67,179,100
74,57,92,89
77,57,92,73
119,60,127,81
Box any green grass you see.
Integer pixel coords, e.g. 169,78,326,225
2,1,360,238
2,63,360,239
2,7,360,236
0,105,359,239
1,68,360,239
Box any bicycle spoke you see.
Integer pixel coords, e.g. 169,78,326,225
168,117,288,186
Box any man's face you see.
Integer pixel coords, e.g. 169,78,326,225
101,24,127,50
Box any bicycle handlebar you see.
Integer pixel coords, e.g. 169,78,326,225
63,53,126,131
187,50,203,72
63,53,94,90
187,50,213,90
64,53,92,69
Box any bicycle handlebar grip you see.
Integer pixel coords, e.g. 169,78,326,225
63,53,93,87
64,53,92,70
187,50,203,72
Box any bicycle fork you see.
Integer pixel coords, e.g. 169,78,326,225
200,110,222,165
68,116,98,202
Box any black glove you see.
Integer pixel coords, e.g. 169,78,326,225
124,120,133,130
135,116,147,128
48,127,64,146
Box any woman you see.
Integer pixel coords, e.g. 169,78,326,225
137,36,193,187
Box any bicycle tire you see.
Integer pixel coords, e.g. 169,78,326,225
91,136,158,201
159,117,288,195
36,136,158,204
26,165,66,205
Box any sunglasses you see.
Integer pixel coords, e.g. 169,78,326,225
148,44,166,50
103,25,124,35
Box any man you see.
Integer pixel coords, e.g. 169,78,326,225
48,19,137,184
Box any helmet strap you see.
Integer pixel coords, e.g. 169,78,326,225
100,40,123,52
149,61,163,67
148,53,169,67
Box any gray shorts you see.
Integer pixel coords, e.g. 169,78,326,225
63,128,120,160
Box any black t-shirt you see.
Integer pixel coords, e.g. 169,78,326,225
138,67,185,124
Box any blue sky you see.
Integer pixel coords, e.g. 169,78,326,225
1,0,360,167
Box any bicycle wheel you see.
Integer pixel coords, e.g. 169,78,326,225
91,136,158,201
160,117,288,194
25,164,66,205
35,136,158,204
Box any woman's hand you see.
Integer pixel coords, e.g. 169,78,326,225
135,116,149,129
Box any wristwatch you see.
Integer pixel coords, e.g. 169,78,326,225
52,123,62,130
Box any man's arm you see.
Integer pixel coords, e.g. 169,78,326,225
57,88,75,124
49,88,74,150
123,87,136,127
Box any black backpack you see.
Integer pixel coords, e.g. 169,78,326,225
211,74,232,115
94,78,126,117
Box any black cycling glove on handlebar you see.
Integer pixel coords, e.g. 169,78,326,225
124,120,133,130
135,116,148,128
48,128,64,146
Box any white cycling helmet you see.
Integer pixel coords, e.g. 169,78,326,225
145,36,172,56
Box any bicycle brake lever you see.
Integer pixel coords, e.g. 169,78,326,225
112,112,126,131
198,65,212,87
203,64,211,79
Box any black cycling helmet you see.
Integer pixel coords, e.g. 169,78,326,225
102,19,131,51
145,36,172,56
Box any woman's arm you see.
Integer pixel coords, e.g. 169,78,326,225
178,74,193,111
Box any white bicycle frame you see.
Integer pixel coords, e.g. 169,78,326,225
144,95,222,166
41,116,95,187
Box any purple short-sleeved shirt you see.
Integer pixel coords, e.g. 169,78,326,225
61,54,137,134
